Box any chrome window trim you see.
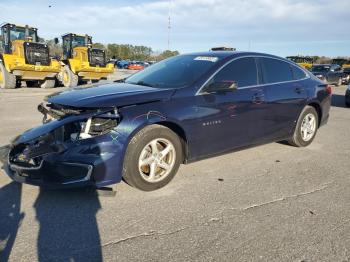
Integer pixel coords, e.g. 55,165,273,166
196,55,310,95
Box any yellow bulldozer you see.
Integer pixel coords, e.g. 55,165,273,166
332,58,350,69
0,23,60,89
286,56,315,70
57,33,114,87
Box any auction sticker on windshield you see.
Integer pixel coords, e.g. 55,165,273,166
194,56,219,62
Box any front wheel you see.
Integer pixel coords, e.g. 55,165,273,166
122,125,183,191
287,106,319,147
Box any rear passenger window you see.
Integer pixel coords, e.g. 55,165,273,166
260,58,294,84
291,65,307,80
206,57,257,90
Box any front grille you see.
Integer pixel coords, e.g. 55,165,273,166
88,48,106,67
24,42,50,66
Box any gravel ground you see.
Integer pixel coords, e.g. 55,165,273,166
0,76,349,262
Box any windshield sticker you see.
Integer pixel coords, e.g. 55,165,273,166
194,56,218,62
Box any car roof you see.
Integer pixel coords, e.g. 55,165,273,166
183,51,290,61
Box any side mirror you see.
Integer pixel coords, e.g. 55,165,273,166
54,38,59,44
204,80,238,93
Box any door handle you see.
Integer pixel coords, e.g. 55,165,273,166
252,93,264,104
294,87,303,94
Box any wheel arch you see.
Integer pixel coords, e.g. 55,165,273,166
124,119,189,164
155,121,189,163
307,101,322,127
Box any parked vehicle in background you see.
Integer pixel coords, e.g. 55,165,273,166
0,22,61,89
346,85,350,107
286,56,315,70
332,58,350,69
311,64,343,86
56,33,114,87
115,60,130,69
342,68,350,84
128,61,144,70
6,51,331,191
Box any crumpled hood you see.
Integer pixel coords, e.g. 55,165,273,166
47,83,175,108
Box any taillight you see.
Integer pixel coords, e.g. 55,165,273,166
325,85,332,95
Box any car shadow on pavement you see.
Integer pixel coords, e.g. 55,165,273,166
0,182,24,262
331,94,347,108
34,187,103,262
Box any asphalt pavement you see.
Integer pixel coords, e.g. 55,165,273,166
0,76,349,262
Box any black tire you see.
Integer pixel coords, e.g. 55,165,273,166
346,100,350,108
287,106,319,147
0,62,16,89
61,65,78,87
40,79,56,88
122,125,183,191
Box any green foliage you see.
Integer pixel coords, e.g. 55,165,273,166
92,42,105,50
156,50,180,60
45,38,179,61
107,44,153,60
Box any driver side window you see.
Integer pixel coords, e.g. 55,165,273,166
203,57,258,92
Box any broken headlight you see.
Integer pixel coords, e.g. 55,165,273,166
71,113,119,141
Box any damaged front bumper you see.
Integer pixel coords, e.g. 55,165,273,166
4,104,126,189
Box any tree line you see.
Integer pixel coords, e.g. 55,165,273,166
46,39,179,61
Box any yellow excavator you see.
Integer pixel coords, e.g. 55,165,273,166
57,33,114,87
0,23,60,89
286,56,315,70
332,58,350,69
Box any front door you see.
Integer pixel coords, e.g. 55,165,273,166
190,57,266,158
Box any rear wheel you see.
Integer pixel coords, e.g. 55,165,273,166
40,79,56,88
61,65,78,87
287,106,318,147
0,62,16,89
123,125,183,191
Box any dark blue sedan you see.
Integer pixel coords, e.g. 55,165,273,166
5,51,332,191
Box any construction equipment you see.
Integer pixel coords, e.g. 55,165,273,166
57,33,114,87
0,23,60,89
332,58,350,69
286,56,315,70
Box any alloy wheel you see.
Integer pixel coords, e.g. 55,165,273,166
300,113,316,142
138,138,176,183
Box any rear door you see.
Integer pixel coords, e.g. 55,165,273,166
258,57,308,141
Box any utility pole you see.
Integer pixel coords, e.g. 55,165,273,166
167,0,172,50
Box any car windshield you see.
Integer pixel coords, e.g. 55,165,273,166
125,55,222,89
312,65,330,72
343,68,350,73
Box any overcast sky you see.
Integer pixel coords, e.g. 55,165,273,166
1,0,349,57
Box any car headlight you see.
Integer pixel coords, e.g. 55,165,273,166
70,115,118,141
